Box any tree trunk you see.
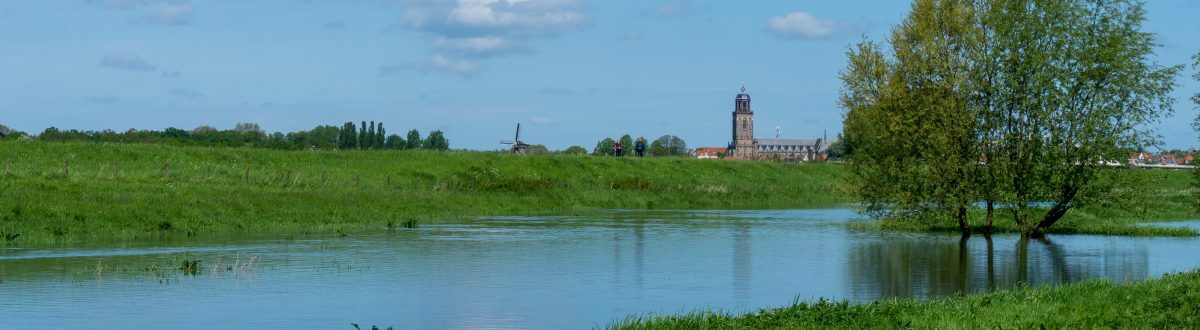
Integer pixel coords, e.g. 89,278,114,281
984,200,994,235
1031,188,1078,237
957,205,970,239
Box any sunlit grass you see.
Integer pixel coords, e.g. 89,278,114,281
0,141,848,244
604,270,1200,329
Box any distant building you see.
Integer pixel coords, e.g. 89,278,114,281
726,84,835,162
692,147,725,159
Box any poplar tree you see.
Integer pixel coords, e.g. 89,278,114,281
339,122,357,150
376,122,386,149
359,121,367,149
406,129,422,150
367,121,376,149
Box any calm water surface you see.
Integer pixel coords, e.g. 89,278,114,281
2,209,1198,329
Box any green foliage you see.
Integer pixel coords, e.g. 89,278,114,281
525,144,550,155
424,130,449,151
178,259,202,275
594,138,616,156
606,270,1200,329
340,122,357,150
0,124,26,140
841,0,1181,237
358,121,367,149
618,134,634,154
406,129,422,150
562,145,588,155
648,135,687,157
385,134,404,150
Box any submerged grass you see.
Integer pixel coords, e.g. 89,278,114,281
848,168,1200,237
604,270,1200,329
0,141,848,244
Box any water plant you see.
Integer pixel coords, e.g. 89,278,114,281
178,259,202,275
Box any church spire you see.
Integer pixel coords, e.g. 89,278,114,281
740,81,746,94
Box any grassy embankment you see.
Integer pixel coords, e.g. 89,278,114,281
605,270,1200,329
0,141,1194,244
0,141,848,244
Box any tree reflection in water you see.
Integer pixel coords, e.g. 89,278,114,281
846,235,1149,301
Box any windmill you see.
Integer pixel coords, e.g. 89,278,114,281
499,123,531,155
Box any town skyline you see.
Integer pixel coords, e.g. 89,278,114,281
2,0,1198,151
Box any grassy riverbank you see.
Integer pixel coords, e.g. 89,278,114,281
851,168,1200,237
1,141,1194,244
605,270,1200,329
0,141,848,244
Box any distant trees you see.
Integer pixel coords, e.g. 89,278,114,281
590,134,686,157
406,130,422,150
562,145,588,155
525,144,550,155
19,121,451,152
0,124,23,140
385,134,404,150
425,130,449,151
648,135,687,157
840,0,1180,237
619,134,634,152
339,122,357,149
593,138,616,156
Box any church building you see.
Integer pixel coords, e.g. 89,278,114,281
727,84,835,162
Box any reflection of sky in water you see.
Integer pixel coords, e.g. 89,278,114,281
0,209,1197,329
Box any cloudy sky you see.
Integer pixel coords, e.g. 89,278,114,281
2,0,1198,150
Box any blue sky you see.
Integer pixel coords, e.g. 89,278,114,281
2,0,1198,151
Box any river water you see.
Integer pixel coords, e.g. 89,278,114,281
2,209,1198,329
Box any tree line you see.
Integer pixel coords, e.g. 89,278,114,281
840,0,1185,238
0,121,450,151
591,134,688,157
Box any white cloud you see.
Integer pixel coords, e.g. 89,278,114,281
136,3,193,25
389,0,589,76
380,55,486,78
98,52,157,72
398,0,590,38
530,116,552,125
765,12,840,40
433,36,529,57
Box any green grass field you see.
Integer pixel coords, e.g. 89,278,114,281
1,141,1195,244
0,141,849,244
604,270,1200,329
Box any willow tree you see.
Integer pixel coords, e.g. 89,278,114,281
842,0,982,237
981,0,1179,236
841,0,1180,237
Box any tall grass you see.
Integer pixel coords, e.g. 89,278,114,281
604,270,1200,329
0,141,848,244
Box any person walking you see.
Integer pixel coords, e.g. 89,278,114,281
635,138,646,157
614,140,624,157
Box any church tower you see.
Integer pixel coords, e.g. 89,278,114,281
731,84,755,158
